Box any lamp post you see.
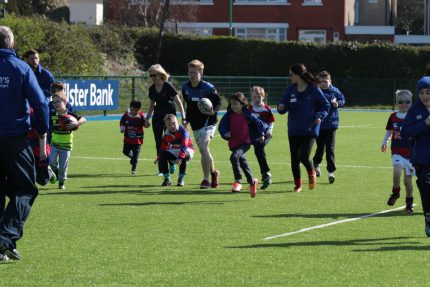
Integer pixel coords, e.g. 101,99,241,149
229,0,233,36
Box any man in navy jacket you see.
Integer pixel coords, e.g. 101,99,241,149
23,49,54,99
0,26,49,261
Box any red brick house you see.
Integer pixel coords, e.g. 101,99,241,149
107,0,398,43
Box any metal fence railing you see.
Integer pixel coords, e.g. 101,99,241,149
58,75,418,115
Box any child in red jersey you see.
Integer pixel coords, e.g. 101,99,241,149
28,108,56,186
120,99,146,175
158,114,195,187
249,86,275,189
381,90,414,213
218,92,265,198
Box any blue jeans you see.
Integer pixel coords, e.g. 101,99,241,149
0,136,38,250
49,145,71,182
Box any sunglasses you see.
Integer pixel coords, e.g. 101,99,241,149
150,74,157,78
398,100,411,104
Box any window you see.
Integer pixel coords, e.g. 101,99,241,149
235,0,288,3
368,0,378,3
235,27,287,42
177,27,213,37
302,0,322,5
298,30,326,43
170,0,213,4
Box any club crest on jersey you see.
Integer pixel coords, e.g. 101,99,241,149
417,115,422,120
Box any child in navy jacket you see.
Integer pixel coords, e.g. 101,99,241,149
401,77,430,236
218,92,265,198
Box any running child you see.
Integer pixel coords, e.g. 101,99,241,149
218,92,265,198
381,89,414,213
120,99,146,175
49,91,86,189
249,86,275,189
158,114,195,187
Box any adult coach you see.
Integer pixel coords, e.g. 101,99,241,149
0,26,49,261
23,49,54,99
182,59,221,189
277,63,330,193
144,64,186,174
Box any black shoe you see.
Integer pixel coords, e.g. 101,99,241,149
261,173,272,190
387,193,399,206
161,178,172,186
0,244,21,260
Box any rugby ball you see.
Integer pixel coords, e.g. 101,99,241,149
197,98,213,113
59,114,79,131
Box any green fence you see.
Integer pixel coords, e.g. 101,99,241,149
59,75,418,115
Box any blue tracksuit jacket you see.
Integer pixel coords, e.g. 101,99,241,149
278,84,330,137
320,85,345,130
0,49,49,138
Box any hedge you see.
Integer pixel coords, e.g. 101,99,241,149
135,31,430,79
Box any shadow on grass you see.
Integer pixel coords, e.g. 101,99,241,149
99,200,232,206
252,211,422,219
225,236,425,250
68,173,153,178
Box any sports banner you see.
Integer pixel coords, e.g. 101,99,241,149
61,80,119,111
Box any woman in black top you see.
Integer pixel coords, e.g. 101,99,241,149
144,64,186,172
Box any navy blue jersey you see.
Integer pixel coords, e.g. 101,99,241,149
182,80,221,130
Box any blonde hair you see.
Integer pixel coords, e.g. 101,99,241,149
250,86,266,99
188,59,204,73
148,64,169,81
395,89,412,100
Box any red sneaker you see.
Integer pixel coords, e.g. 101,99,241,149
249,178,258,198
200,179,211,189
231,182,242,193
211,170,220,188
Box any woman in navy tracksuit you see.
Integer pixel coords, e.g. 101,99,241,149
277,64,330,193
401,76,430,237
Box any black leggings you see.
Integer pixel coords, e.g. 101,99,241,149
289,135,315,180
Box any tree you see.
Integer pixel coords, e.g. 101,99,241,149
107,0,197,29
396,0,425,34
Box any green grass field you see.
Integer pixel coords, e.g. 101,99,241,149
1,111,429,286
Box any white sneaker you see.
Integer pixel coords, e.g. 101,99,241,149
328,173,335,184
315,166,321,177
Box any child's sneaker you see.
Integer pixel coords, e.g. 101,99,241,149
425,222,430,238
315,165,321,177
387,193,400,206
161,178,172,186
200,179,211,189
231,182,242,193
211,170,220,188
261,172,272,190
404,204,414,214
308,172,316,190
49,166,57,184
292,186,302,193
177,178,185,187
249,178,258,198
328,172,335,184
58,181,65,190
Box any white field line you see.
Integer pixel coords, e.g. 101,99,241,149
263,205,413,241
72,156,391,169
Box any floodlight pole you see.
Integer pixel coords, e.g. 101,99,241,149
229,0,233,36
156,0,170,63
